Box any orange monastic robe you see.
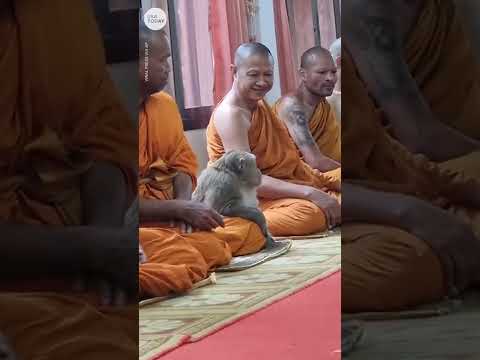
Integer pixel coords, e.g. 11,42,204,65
341,40,480,312
273,98,341,162
138,92,265,298
207,99,341,236
0,1,137,359
309,99,341,162
139,91,198,201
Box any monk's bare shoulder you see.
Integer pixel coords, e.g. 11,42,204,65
343,0,401,53
213,102,252,151
343,0,422,101
214,102,251,129
343,0,420,52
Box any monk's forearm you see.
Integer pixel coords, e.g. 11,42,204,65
383,92,479,161
300,145,332,170
81,161,128,226
342,182,419,227
257,175,311,200
173,171,193,200
0,224,116,277
139,198,183,222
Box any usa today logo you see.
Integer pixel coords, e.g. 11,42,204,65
143,8,167,31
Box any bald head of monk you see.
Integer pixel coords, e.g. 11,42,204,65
299,46,337,98
232,42,275,105
329,38,341,91
139,22,171,100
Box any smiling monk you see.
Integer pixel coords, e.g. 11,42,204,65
206,42,341,237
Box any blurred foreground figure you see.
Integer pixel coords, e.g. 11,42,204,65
342,0,480,312
0,1,138,358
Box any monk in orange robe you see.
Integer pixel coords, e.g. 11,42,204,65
341,45,480,312
138,28,265,299
327,37,341,123
0,1,138,358
206,42,341,237
273,46,340,171
343,0,480,170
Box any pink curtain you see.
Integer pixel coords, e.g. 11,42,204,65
209,0,249,105
274,0,338,95
291,0,316,59
273,0,316,95
317,0,337,48
175,0,214,108
273,0,298,94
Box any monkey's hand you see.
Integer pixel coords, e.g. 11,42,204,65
174,200,225,231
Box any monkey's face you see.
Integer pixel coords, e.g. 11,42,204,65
234,55,274,102
241,155,262,187
225,150,262,187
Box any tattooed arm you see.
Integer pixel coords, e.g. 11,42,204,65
277,96,340,171
343,0,479,161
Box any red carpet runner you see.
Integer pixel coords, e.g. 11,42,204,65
159,271,341,360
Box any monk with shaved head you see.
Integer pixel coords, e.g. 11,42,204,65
207,42,341,237
274,45,341,172
327,38,341,122
138,26,266,298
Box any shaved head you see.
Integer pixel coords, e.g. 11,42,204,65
232,42,274,104
300,46,332,69
298,45,337,97
139,13,170,98
329,37,341,60
234,42,274,68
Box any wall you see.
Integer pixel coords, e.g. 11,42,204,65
256,0,282,105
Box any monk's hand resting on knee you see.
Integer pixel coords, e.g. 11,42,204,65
72,277,129,306
307,189,341,229
173,200,224,231
405,200,480,295
0,333,16,360
169,220,193,233
79,227,138,304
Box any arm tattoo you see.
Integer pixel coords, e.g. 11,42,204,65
362,16,397,53
346,2,406,99
284,105,316,147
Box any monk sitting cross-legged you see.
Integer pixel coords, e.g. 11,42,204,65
273,45,341,172
206,42,341,237
138,28,266,299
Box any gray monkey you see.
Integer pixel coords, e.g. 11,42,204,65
192,150,276,248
